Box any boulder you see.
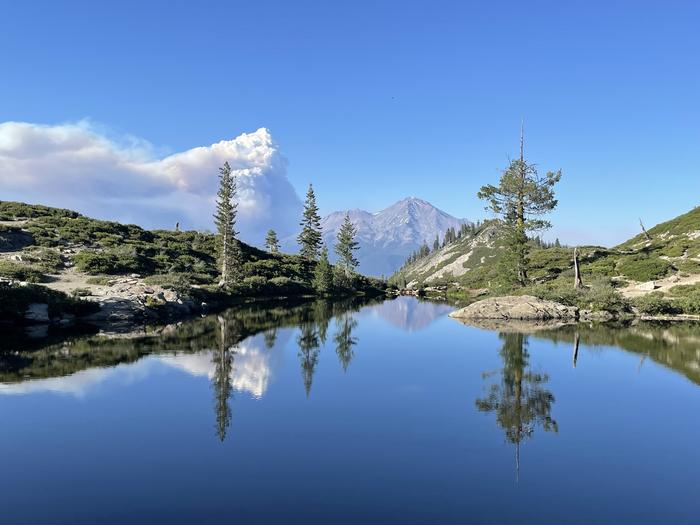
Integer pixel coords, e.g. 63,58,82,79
449,295,579,321
638,281,657,291
25,303,50,323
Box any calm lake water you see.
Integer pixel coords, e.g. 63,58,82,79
1,297,700,524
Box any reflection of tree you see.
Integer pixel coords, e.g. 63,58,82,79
334,313,358,372
212,315,238,442
263,328,277,349
313,300,333,345
476,333,557,479
297,322,321,397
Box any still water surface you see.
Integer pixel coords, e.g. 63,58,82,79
1,297,699,524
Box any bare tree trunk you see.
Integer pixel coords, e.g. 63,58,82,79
572,332,580,368
639,218,651,241
219,234,228,288
573,247,583,289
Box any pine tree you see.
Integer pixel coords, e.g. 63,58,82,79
213,161,242,288
477,124,561,286
334,214,359,276
433,234,440,252
298,184,322,260
313,246,333,295
265,229,280,253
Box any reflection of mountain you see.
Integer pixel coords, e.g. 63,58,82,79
369,296,452,331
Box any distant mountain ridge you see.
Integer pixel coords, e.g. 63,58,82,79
318,197,469,276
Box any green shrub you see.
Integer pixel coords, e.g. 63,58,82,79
73,246,148,275
0,283,99,321
22,247,63,272
617,255,672,282
672,293,700,314
582,286,630,313
633,292,678,315
0,260,46,282
675,259,700,274
669,283,700,297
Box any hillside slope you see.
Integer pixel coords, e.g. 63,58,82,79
391,206,700,300
0,201,386,326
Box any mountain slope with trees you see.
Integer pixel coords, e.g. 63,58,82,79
0,200,386,326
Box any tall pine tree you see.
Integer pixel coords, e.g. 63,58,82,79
313,246,333,295
477,124,561,286
214,161,242,288
298,184,322,260
334,214,359,276
265,229,280,253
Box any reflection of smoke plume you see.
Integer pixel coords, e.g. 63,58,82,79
157,331,287,399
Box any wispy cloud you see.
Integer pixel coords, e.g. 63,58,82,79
0,121,302,243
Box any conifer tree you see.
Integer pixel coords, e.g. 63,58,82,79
477,124,561,286
313,246,333,294
433,234,440,252
265,229,280,253
334,214,359,276
214,161,242,288
298,184,322,260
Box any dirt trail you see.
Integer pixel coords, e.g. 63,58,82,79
43,268,110,296
620,272,700,298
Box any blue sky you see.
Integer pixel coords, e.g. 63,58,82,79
1,0,699,245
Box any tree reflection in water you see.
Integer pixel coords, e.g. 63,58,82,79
334,313,358,372
212,315,238,442
476,333,558,479
297,322,321,398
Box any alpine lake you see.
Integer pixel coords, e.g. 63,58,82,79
1,296,699,524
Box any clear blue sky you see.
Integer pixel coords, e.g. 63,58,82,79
1,0,698,245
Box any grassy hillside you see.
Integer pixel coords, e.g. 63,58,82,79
390,205,700,314
0,201,386,300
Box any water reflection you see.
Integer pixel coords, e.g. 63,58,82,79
476,333,558,479
212,315,237,441
370,296,452,331
298,321,321,398
334,312,358,372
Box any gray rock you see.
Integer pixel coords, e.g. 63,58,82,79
580,309,615,322
638,281,657,291
25,303,50,323
449,295,579,321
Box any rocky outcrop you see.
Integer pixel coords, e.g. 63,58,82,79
449,295,579,321
83,277,200,333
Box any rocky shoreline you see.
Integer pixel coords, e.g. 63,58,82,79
448,295,700,324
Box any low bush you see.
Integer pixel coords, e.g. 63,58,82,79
0,283,99,321
85,276,112,285
632,292,678,315
617,255,672,282
22,247,63,272
0,260,46,283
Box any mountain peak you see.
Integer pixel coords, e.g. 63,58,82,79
318,197,469,276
